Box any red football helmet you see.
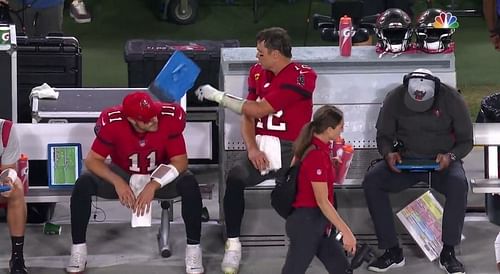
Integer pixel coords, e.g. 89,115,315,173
122,92,160,122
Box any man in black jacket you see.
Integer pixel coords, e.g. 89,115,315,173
363,69,472,274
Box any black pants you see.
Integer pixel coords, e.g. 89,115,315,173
224,141,293,238
282,208,350,274
70,164,202,245
363,160,468,249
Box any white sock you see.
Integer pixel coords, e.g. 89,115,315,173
226,237,240,250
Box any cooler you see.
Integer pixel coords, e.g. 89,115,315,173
124,39,239,108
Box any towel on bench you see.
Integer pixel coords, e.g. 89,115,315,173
130,174,153,228
256,135,282,176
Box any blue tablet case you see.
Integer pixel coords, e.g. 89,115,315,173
0,185,11,192
149,50,201,102
47,143,83,188
395,159,439,172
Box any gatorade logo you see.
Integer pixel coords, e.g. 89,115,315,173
341,27,354,38
0,29,9,45
21,167,28,179
1,32,8,42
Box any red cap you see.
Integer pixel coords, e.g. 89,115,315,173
122,92,160,122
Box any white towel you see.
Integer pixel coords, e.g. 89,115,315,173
29,83,59,101
255,135,282,175
129,174,153,228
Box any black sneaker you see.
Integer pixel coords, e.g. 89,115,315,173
439,250,465,274
9,257,28,274
367,248,405,272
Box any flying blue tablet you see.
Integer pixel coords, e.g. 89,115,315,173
395,159,439,172
149,50,201,102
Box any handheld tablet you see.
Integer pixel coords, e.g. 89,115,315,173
0,185,11,192
395,159,439,172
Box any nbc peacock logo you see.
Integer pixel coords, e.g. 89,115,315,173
433,12,459,29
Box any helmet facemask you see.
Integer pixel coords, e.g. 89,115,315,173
377,28,413,53
375,8,413,54
415,28,455,53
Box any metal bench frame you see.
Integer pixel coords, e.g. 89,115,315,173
470,123,500,193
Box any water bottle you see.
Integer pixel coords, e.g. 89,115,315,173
336,144,354,184
339,15,353,57
17,154,29,194
330,136,345,160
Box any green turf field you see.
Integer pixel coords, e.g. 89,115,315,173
52,146,78,185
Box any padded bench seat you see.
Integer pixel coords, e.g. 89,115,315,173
25,184,213,203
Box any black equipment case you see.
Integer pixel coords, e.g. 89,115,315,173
17,35,82,123
124,39,239,108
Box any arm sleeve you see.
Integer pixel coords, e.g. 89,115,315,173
1,124,20,166
376,90,398,157
447,88,473,159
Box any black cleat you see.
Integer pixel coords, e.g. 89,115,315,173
10,257,28,274
367,248,405,272
439,249,465,274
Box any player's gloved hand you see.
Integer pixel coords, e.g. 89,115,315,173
195,84,225,103
385,152,402,173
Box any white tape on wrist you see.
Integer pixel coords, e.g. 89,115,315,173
0,168,17,183
150,164,179,188
221,94,245,114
